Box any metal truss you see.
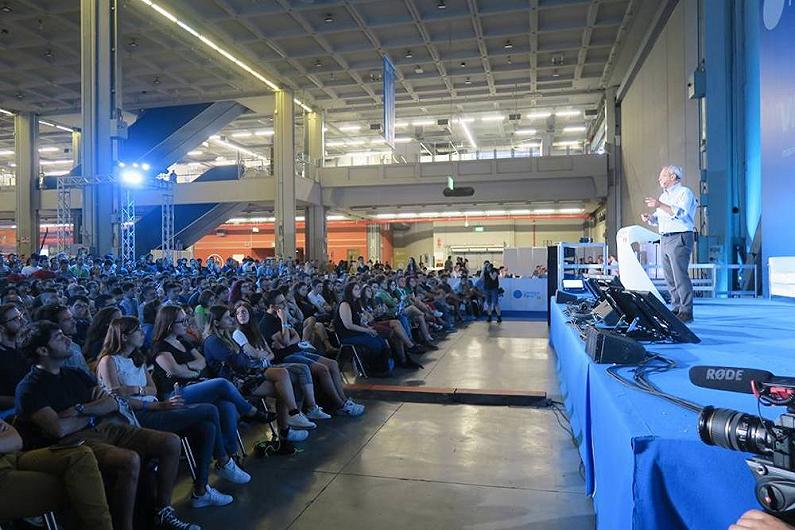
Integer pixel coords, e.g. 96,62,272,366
120,187,136,266
161,186,175,265
55,175,73,254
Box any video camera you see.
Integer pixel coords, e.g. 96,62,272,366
690,365,795,523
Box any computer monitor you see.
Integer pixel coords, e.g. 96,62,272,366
604,287,700,343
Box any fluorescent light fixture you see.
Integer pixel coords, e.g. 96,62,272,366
555,110,581,117
516,142,542,149
346,140,365,146
465,210,485,216
326,215,347,221
480,115,505,122
339,125,361,132
395,122,409,128
0,108,13,116
554,141,582,147
418,212,442,217
0,150,13,156
376,213,396,219
485,210,507,216
44,170,71,177
370,138,386,145
187,150,203,156
210,137,267,160
394,137,412,143
38,147,59,153
39,159,73,166
558,208,584,214
215,156,226,161
296,216,305,222
38,120,55,127
453,117,475,124
514,129,537,135
396,212,417,218
325,141,346,147
510,209,532,215
137,0,312,113
533,208,556,214
231,131,252,138
563,126,586,133
255,130,274,136
458,120,477,150
411,120,435,126
526,112,551,120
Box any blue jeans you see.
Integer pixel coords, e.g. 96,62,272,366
339,332,389,353
137,403,224,489
484,288,499,309
172,378,253,456
281,351,322,366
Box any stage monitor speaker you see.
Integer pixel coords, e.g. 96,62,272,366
547,245,558,326
585,327,647,364
556,290,580,304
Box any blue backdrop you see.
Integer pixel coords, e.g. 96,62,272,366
760,0,795,289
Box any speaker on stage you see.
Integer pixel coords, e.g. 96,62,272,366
585,327,647,364
547,245,558,325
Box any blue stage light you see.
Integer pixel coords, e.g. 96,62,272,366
121,169,144,187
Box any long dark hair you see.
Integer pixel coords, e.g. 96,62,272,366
152,305,183,344
342,282,361,312
83,306,122,361
99,316,146,367
204,305,238,352
233,301,267,349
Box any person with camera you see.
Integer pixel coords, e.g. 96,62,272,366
641,164,698,323
482,261,502,323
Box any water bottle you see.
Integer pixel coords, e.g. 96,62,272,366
173,382,182,399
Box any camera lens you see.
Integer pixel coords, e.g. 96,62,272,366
698,406,775,456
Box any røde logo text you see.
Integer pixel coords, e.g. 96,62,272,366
705,368,745,381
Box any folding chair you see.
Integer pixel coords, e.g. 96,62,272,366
331,331,368,380
43,511,58,530
180,436,198,482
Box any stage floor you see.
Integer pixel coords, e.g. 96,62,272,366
550,296,795,530
175,320,595,530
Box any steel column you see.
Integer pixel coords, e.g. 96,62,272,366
305,205,327,263
604,87,621,254
366,223,381,263
305,111,325,179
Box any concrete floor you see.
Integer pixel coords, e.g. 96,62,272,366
174,320,594,530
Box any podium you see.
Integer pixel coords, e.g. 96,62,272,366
616,225,664,302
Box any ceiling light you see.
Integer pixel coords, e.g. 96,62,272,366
458,120,477,150
453,117,475,124
231,131,252,137
255,130,274,136
436,0,446,9
554,141,582,147
326,215,347,221
39,159,73,166
405,50,413,59
411,119,434,126
0,108,13,116
514,129,537,135
414,65,424,74
397,213,417,218
559,208,584,214
370,138,386,145
459,61,466,68
324,13,334,23
563,126,586,133
394,137,412,143
325,141,346,147
480,115,505,122
533,208,556,214
504,40,513,49
314,59,322,68
139,0,311,112
510,209,532,215
187,150,203,156
44,170,70,177
339,125,361,132
346,140,366,146
210,137,267,160
1,3,12,13
0,150,13,156
128,38,138,48
38,147,59,153
555,110,581,117
395,121,409,128
376,213,396,219
526,112,551,119
465,77,471,85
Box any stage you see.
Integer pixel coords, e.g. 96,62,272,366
550,297,795,530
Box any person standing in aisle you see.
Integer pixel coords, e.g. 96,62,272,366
641,165,698,323
482,261,501,323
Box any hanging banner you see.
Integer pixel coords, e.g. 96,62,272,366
383,56,396,148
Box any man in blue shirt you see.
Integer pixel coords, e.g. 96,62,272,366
642,165,698,323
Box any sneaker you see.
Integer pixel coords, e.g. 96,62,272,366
496,315,502,323
287,429,309,442
337,398,365,417
487,314,492,323
305,405,332,420
155,506,201,530
216,457,251,484
287,412,317,430
191,486,233,508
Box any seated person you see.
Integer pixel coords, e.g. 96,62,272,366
260,290,364,417
151,305,272,460
386,277,438,347
0,418,113,529
334,282,398,369
288,284,337,354
34,303,91,374
0,303,29,416
67,294,91,346
82,306,122,365
203,305,315,442
14,321,198,530
97,316,248,509
360,284,423,369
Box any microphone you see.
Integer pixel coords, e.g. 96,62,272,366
689,365,774,394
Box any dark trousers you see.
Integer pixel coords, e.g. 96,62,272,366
661,231,694,314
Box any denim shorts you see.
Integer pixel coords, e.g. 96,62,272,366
484,288,500,307
281,351,322,366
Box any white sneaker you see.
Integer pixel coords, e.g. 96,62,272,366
216,457,251,484
337,398,365,417
286,429,309,442
305,405,332,420
287,412,317,430
191,486,233,508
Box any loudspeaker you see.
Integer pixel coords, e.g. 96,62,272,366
546,245,558,326
585,327,646,364
556,290,580,304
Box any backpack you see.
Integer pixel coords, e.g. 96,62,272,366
355,345,394,377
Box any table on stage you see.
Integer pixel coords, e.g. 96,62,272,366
549,298,795,529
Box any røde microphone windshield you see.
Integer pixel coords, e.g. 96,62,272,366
689,366,774,394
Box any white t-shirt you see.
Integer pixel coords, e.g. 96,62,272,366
232,329,249,347
307,291,328,311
